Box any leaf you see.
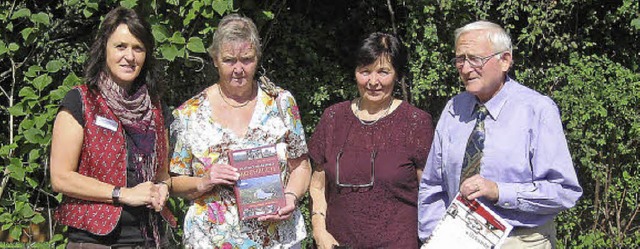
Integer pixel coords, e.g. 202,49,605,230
119,0,138,8
23,128,44,144
31,213,46,224
18,87,38,99
187,37,206,53
0,212,11,223
25,65,43,78
32,74,53,91
8,164,26,181
11,8,31,19
0,41,7,56
160,44,180,61
212,0,231,16
632,18,640,30
34,114,47,129
7,104,26,116
20,204,35,218
63,71,82,86
20,118,35,131
8,43,19,52
1,223,11,231
21,28,34,41
152,24,170,42
26,177,38,188
46,60,63,73
50,85,72,101
9,225,22,240
168,32,186,44
83,8,94,18
183,10,197,26
0,144,18,157
86,0,99,10
262,10,274,20
51,234,64,242
30,12,50,25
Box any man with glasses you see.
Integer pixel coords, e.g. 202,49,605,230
418,21,582,248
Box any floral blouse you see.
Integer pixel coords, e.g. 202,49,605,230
170,86,308,249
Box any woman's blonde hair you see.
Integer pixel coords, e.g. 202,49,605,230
207,14,261,61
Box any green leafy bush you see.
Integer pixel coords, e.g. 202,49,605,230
1,0,638,248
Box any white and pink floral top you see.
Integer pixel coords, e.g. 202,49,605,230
170,86,308,249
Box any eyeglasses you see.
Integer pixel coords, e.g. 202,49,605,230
451,50,507,69
335,149,376,188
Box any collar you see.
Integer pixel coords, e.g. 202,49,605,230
466,76,514,121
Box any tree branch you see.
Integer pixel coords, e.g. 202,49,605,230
386,0,397,35
385,0,410,103
0,57,17,200
623,192,639,236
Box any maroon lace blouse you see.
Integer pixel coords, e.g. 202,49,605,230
309,100,434,248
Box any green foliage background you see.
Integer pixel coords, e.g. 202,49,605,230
0,0,638,248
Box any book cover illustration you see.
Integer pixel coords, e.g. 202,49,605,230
423,193,513,249
228,144,287,220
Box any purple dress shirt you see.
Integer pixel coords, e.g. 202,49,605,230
418,77,582,241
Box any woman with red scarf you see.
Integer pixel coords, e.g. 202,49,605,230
50,7,173,248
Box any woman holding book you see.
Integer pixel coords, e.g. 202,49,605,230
308,32,434,248
169,14,311,248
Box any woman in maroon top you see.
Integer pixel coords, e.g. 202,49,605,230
308,32,434,248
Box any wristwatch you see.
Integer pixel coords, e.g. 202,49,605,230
112,186,121,205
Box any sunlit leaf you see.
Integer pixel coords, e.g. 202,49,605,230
8,43,19,52
212,0,231,16
50,85,72,101
63,72,81,86
262,10,274,20
11,8,31,19
32,214,46,224
187,37,206,53
25,65,43,78
30,12,50,25
7,104,26,116
23,128,44,144
46,60,63,73
160,44,180,61
18,87,38,99
32,74,53,91
20,28,34,42
152,24,170,42
9,225,22,240
168,32,186,44
631,18,640,30
8,163,26,181
120,0,138,8
19,204,35,218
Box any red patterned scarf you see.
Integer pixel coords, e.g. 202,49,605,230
97,74,162,248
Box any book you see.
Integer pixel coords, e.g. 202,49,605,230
422,193,513,249
228,144,287,220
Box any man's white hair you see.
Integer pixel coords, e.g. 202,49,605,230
454,21,512,54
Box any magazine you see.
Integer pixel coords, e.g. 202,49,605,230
228,144,287,220
422,193,513,249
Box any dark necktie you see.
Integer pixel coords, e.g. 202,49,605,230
460,105,489,184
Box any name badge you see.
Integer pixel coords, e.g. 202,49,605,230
95,115,118,132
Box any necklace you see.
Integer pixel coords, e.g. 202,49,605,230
355,97,394,126
218,83,255,108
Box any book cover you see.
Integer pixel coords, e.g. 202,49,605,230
423,193,513,249
228,144,286,220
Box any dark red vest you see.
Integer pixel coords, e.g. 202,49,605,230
54,85,168,235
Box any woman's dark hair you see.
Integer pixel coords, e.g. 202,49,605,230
355,32,408,81
84,7,162,100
